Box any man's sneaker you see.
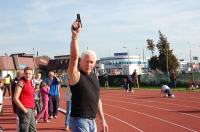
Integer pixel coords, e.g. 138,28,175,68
0,126,3,131
44,120,50,123
65,127,70,131
49,116,53,119
131,90,134,93
54,116,57,119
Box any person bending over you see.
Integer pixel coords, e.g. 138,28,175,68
161,84,175,98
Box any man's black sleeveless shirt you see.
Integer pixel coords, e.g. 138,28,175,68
70,70,100,118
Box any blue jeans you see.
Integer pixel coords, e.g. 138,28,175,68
70,117,97,132
65,101,71,128
170,80,176,88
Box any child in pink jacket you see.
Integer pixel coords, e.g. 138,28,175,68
36,81,50,123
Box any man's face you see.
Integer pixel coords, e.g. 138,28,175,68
24,70,33,81
49,72,54,79
80,54,96,75
17,71,24,79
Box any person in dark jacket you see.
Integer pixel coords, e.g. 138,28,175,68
11,70,23,132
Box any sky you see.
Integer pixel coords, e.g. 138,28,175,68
0,0,200,61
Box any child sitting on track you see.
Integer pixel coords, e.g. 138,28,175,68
160,84,175,98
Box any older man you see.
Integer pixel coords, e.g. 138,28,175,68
67,20,108,132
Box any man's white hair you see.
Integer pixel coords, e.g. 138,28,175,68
81,50,97,61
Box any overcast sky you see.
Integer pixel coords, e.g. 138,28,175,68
0,0,200,61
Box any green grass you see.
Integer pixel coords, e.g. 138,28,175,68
100,86,200,92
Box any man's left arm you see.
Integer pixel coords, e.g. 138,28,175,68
97,99,108,132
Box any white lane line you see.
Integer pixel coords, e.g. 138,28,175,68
104,103,197,132
181,113,200,119
104,113,144,132
102,95,200,109
58,107,144,132
177,96,200,101
103,98,172,111
103,92,200,104
58,107,66,114
59,105,200,120
103,98,200,120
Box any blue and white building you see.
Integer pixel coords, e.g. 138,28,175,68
97,52,149,75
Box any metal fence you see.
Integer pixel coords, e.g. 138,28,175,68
99,72,200,88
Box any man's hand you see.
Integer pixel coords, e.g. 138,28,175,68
71,21,81,35
100,120,108,132
24,108,28,113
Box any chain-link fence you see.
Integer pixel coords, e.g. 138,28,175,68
99,72,200,88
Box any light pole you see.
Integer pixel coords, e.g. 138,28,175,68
166,48,169,75
163,44,169,75
136,48,141,75
188,42,194,82
123,46,130,75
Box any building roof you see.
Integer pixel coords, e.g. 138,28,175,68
47,59,69,71
16,57,35,69
0,54,69,71
0,56,15,70
34,57,49,69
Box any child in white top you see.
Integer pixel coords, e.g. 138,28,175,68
161,84,175,98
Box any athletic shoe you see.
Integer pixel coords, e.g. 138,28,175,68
171,94,175,98
65,127,70,131
45,120,50,123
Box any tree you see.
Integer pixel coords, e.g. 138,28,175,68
168,54,179,71
147,31,179,73
146,39,155,56
148,55,159,70
157,31,170,73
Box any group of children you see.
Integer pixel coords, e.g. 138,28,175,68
31,72,51,124
34,73,71,131
0,71,72,131
35,81,50,123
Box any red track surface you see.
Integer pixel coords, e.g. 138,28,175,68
1,88,200,132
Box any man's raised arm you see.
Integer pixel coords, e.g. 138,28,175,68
67,21,81,85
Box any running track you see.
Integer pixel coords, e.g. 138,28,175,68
1,88,200,132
